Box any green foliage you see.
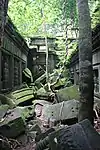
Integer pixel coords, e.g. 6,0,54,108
89,0,100,28
55,37,66,63
8,0,42,36
66,45,78,66
91,2,100,28
8,0,100,68
60,0,78,26
8,0,79,38
8,0,61,37
8,0,100,36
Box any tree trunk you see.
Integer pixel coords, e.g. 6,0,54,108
45,35,49,84
0,0,9,48
42,8,50,91
77,0,94,124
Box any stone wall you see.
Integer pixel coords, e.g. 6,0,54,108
0,18,29,93
69,24,100,92
27,49,58,80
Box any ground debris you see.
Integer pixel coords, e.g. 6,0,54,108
0,135,21,150
1,74,100,150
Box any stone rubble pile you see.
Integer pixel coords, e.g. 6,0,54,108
0,68,100,150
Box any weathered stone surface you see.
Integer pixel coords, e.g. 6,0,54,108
29,83,38,91
36,87,48,97
49,119,100,150
35,73,46,85
56,85,80,102
94,96,100,116
35,82,43,89
94,92,100,99
36,128,55,142
94,96,100,104
0,94,16,108
23,68,33,82
0,108,25,138
35,87,50,101
10,87,34,105
26,123,41,141
28,124,41,133
33,100,51,117
33,100,51,106
0,105,9,120
27,131,37,139
42,100,79,122
15,106,35,121
54,78,66,89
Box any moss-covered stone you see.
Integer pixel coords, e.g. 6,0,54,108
0,108,25,138
56,85,80,102
36,87,49,98
10,87,34,105
54,78,66,88
16,106,35,121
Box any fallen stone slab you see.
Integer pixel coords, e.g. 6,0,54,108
0,107,25,138
56,85,80,102
42,100,79,122
33,100,51,117
10,87,34,105
15,106,35,121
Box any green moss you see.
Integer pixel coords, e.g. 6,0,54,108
17,106,34,121
57,85,80,102
54,78,66,88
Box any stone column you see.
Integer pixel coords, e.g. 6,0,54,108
0,50,1,91
98,65,100,92
9,55,14,89
19,60,22,85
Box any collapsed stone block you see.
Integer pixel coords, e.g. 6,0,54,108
0,108,25,138
56,85,80,102
42,100,79,122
